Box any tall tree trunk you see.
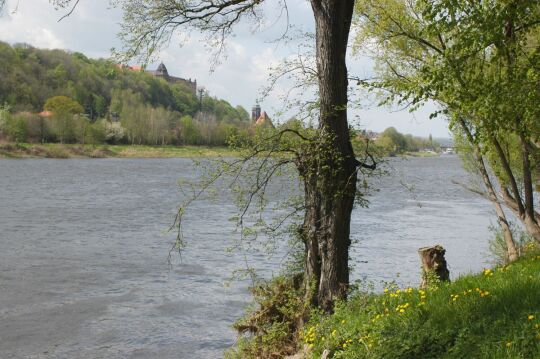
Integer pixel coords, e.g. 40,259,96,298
458,118,518,261
501,186,540,243
475,151,518,261
518,132,540,243
302,0,356,313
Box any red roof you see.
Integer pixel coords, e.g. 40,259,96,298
116,64,143,71
38,110,53,118
255,111,275,128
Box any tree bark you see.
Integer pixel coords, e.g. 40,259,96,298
302,0,357,313
518,132,540,243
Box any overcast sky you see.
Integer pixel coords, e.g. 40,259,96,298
0,0,451,137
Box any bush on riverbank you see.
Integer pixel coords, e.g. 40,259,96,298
226,275,309,359
303,249,540,359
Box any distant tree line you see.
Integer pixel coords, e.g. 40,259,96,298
354,127,440,156
0,41,251,146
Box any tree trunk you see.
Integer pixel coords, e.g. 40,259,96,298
457,118,518,261
501,186,540,244
418,245,450,288
518,132,540,244
476,154,518,262
301,0,356,313
523,215,540,244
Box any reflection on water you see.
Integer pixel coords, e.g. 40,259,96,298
0,156,493,358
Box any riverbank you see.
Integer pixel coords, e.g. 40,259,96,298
0,142,445,159
0,142,239,158
302,251,540,358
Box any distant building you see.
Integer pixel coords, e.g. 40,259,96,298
356,129,379,141
118,62,197,96
255,111,275,128
251,104,261,122
147,63,197,95
251,104,274,128
38,110,53,118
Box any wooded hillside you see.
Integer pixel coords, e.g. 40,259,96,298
0,42,251,145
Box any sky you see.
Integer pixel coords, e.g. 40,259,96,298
0,0,451,138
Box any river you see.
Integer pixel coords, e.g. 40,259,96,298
0,155,494,358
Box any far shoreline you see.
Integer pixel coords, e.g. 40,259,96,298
0,143,241,159
0,142,445,159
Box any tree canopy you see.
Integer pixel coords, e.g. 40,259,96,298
354,0,540,248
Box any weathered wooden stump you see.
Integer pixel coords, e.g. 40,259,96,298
418,245,450,288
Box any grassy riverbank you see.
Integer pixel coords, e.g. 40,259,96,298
302,251,540,358
402,151,440,157
0,142,445,159
0,142,239,158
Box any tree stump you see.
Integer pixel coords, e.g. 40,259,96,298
418,245,450,288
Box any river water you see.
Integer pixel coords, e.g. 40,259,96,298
0,156,494,358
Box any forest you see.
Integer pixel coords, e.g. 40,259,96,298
0,41,251,146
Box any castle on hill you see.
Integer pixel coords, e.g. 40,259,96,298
119,62,197,96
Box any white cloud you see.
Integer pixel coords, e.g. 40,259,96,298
33,27,65,48
0,1,64,48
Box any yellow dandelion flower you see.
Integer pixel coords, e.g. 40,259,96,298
506,342,512,347
528,315,535,320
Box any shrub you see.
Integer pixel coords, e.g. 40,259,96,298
226,274,309,359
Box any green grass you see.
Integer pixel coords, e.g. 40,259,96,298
106,144,239,158
0,142,240,158
304,251,540,358
402,151,440,158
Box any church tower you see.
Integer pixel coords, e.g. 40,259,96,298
251,104,261,122
155,62,170,80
